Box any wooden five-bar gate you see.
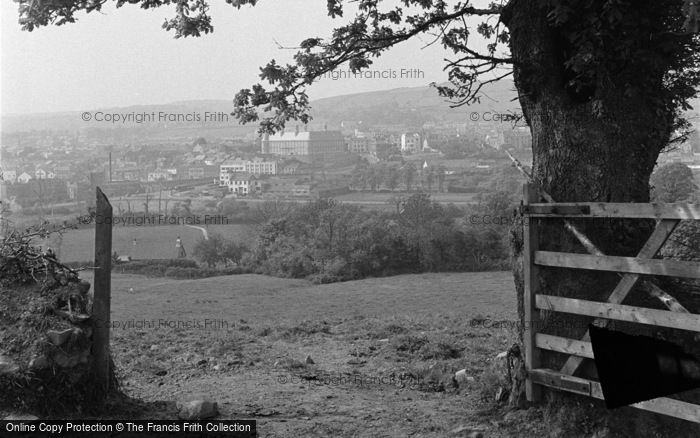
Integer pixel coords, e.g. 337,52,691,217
521,183,700,423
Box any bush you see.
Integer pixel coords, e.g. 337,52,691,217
244,194,511,283
112,258,198,276
162,266,247,279
308,272,343,284
107,258,249,278
193,234,249,268
130,259,199,268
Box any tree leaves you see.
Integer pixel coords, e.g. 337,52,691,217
650,162,698,203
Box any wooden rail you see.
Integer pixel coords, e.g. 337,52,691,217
525,202,700,219
521,183,700,423
535,295,700,332
530,369,700,423
535,251,700,279
535,334,594,359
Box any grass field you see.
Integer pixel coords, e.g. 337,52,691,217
45,224,256,262
81,271,516,324
67,270,563,437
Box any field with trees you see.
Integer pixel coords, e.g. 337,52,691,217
44,192,518,283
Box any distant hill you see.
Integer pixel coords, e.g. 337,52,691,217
2,78,698,134
308,80,700,128
0,80,520,134
309,79,520,125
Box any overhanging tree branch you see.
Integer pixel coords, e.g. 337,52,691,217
232,2,509,133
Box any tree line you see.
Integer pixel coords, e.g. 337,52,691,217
350,161,448,192
193,192,516,283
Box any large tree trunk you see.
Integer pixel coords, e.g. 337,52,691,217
502,1,699,435
505,0,670,203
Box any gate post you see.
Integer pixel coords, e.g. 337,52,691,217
93,187,112,397
523,183,542,401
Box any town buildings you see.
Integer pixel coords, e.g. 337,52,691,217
279,158,305,175
348,135,372,154
347,134,393,159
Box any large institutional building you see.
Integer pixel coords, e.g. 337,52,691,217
220,157,277,176
261,129,345,156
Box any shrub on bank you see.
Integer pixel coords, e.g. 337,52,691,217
163,266,248,279
65,259,249,279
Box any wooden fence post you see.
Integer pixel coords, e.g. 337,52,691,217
93,187,112,397
523,183,542,401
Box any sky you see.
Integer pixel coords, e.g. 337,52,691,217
0,0,498,115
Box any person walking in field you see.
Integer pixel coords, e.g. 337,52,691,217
176,235,187,258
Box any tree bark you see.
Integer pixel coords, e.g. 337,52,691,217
503,0,699,434
505,0,670,204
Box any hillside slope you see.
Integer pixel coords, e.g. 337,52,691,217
1,80,520,132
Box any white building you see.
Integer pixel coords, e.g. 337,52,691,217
220,158,276,186
224,172,261,195
400,133,422,154
245,157,277,175
220,161,245,186
261,129,346,156
148,169,172,182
